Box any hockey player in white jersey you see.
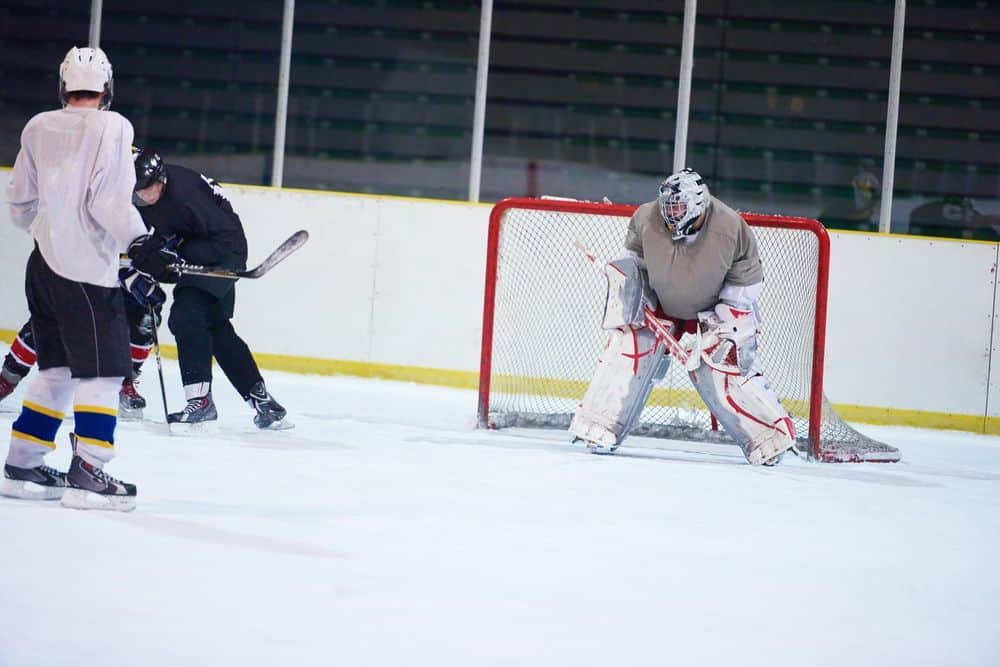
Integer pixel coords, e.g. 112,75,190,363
570,168,796,465
0,47,175,510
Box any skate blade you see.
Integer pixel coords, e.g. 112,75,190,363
167,420,220,436
585,443,618,456
118,406,144,421
258,418,295,431
0,478,65,500
747,439,794,466
61,488,136,512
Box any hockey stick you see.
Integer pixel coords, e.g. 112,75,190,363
121,230,309,280
148,303,171,434
573,240,695,367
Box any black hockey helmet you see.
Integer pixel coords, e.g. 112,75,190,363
133,147,167,190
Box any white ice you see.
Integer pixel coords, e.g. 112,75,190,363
1,348,998,667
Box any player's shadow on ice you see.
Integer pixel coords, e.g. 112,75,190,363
110,509,344,559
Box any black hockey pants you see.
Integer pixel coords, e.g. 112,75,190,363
168,285,263,399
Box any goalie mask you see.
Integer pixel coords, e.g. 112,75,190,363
59,46,114,110
658,168,709,240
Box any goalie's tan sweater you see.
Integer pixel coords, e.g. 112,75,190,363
624,196,763,319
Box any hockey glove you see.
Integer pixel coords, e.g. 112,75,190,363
127,234,179,282
712,303,757,345
119,267,167,308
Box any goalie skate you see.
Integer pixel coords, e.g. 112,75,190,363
571,435,619,455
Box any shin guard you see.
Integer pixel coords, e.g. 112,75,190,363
6,367,74,469
72,377,122,467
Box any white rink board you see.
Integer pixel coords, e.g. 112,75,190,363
992,272,1000,420
0,168,997,424
191,185,491,373
825,233,996,415
368,197,489,371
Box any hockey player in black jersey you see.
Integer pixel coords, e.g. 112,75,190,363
129,148,287,429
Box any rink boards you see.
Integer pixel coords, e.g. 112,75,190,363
0,169,997,434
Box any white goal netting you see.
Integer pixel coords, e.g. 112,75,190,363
478,198,899,463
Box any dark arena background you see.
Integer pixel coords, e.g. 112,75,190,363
1,3,999,667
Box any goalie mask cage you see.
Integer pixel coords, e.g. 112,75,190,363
477,197,899,463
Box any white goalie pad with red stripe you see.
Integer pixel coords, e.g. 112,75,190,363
570,324,671,451
688,336,796,465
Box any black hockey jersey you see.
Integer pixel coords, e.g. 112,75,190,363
136,164,248,297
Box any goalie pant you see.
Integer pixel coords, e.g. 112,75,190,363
569,256,795,464
1,300,162,396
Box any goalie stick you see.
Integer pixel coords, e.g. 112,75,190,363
122,230,309,280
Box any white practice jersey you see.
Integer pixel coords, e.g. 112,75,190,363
5,106,147,287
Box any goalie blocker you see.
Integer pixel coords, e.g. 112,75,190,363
569,256,796,465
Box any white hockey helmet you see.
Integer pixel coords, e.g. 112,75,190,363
59,46,113,110
657,167,710,239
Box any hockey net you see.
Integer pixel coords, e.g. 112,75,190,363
477,197,899,463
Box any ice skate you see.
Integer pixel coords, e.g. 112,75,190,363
246,380,291,430
0,463,67,500
573,437,618,455
61,436,137,512
0,367,21,404
118,376,146,420
167,392,219,425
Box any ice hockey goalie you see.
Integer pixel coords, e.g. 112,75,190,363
569,168,797,465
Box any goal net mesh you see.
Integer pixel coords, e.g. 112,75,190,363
479,200,898,463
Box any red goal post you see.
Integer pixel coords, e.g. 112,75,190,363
478,197,899,463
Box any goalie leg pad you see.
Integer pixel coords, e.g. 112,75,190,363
570,325,670,452
689,344,795,465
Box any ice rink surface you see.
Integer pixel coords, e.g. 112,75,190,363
1,348,999,667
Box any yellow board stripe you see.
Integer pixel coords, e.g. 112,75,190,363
2,327,998,436
22,400,65,420
243,353,1000,437
73,434,114,449
74,404,118,417
11,430,56,449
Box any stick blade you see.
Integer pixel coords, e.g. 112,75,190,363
242,229,309,278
